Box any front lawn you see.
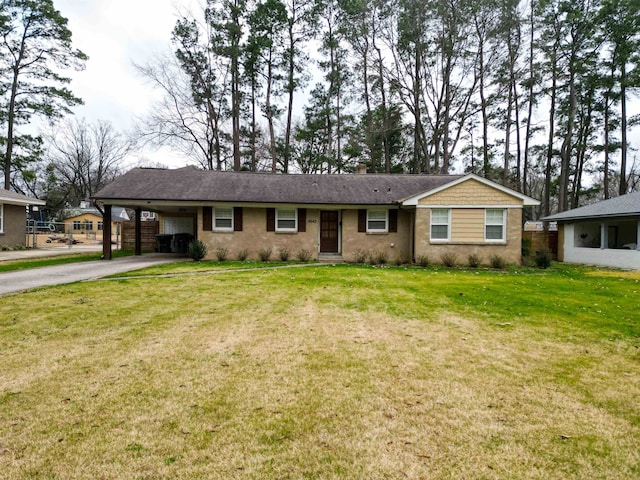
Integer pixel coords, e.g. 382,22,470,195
0,264,638,479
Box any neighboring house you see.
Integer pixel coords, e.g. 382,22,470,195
93,166,539,263
543,191,640,270
0,189,46,247
63,206,130,235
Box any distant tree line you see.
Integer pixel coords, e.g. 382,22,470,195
2,0,640,220
135,0,640,217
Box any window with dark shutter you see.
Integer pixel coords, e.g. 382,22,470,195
266,208,275,231
234,207,243,231
298,208,306,232
358,209,366,232
203,206,213,231
389,209,398,233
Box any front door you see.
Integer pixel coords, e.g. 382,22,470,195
320,211,339,253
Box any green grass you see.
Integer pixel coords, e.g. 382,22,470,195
0,264,638,479
0,250,133,273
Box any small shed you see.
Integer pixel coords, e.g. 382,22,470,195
543,192,640,270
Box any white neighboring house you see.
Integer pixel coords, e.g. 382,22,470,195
543,192,640,270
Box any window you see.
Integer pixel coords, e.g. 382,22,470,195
485,209,505,241
84,221,93,231
214,207,233,230
0,203,3,233
276,209,297,232
73,220,82,230
98,221,104,231
366,210,388,232
430,209,450,241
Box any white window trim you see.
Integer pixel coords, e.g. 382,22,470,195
366,209,389,233
276,208,297,232
214,207,234,232
0,203,3,233
430,208,451,243
485,208,506,242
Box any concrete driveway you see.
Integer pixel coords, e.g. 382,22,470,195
0,254,182,296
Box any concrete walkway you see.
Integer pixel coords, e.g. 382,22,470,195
0,245,103,262
0,254,182,296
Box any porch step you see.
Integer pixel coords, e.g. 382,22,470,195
318,253,345,264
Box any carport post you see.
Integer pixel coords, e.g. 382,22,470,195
103,205,112,260
135,207,142,256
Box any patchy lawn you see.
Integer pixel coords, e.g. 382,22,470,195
0,264,638,479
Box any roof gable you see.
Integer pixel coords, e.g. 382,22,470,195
401,174,540,206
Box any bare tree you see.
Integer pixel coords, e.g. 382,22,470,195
44,118,130,208
133,55,230,171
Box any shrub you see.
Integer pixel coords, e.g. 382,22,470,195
187,239,208,261
352,249,368,264
236,248,249,261
440,252,457,268
297,248,312,262
535,247,553,269
369,250,388,265
395,253,411,266
215,247,229,262
258,247,272,262
416,254,430,267
489,254,506,269
279,248,290,262
468,253,481,268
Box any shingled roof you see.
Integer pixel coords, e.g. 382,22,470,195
94,167,465,206
543,191,640,222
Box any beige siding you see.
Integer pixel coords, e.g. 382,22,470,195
451,209,485,242
415,207,523,265
418,179,522,206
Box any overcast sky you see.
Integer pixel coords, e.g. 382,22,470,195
55,0,201,167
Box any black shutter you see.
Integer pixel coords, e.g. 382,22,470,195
266,208,275,231
358,209,366,232
234,207,243,231
203,207,212,231
298,208,306,232
389,209,398,233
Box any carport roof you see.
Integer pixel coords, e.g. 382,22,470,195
93,166,466,206
542,191,640,222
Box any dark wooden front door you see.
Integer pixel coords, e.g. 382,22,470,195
320,211,339,253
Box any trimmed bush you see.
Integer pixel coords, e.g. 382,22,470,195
297,249,312,262
489,255,506,269
187,239,207,261
258,247,272,262
236,248,249,261
441,252,457,268
535,247,553,269
279,248,290,262
468,253,481,268
215,247,229,262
